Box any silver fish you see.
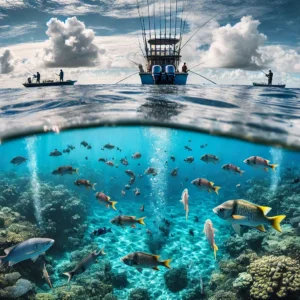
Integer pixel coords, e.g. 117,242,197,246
43,263,53,289
0,238,54,266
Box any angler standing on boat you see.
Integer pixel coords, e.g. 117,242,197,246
35,72,41,84
266,70,273,85
59,69,64,82
182,63,188,73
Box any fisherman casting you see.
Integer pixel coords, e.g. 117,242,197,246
266,70,273,85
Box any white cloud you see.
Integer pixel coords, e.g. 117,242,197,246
0,23,38,39
201,16,267,69
42,17,101,68
0,49,14,74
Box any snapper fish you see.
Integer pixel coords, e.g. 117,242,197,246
49,149,62,156
203,219,218,260
222,164,245,176
0,238,54,266
42,263,53,289
74,179,96,190
110,215,146,228
132,152,141,159
63,248,105,282
200,154,219,164
10,156,28,166
121,252,171,272
180,188,189,220
213,199,286,235
95,192,117,210
243,156,278,172
191,178,221,195
52,166,78,175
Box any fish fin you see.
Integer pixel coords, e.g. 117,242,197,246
162,259,172,269
265,159,270,164
209,181,214,186
153,255,160,260
110,201,117,210
232,224,241,235
269,164,278,172
213,186,221,195
4,245,16,255
179,199,183,203
239,170,245,176
264,167,269,172
63,272,74,283
152,267,159,271
129,216,136,219
92,183,97,190
137,217,146,226
100,247,106,256
232,215,246,220
131,224,136,228
267,215,286,232
136,268,143,273
213,243,218,260
32,255,39,262
257,206,272,215
255,225,266,232
75,168,79,175
213,228,218,232
107,196,111,200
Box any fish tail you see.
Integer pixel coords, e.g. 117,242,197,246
162,259,172,269
110,201,117,210
185,208,189,221
75,168,79,175
269,164,278,172
239,170,245,176
267,215,286,232
63,272,74,283
0,256,6,266
138,217,146,226
213,186,221,195
213,243,218,260
100,247,106,256
92,183,97,191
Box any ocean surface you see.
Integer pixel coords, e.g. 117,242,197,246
0,85,299,300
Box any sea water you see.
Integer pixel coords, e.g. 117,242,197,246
0,85,299,300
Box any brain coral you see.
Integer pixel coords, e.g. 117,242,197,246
248,255,300,299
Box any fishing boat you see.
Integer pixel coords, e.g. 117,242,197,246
135,0,190,85
253,83,286,88
23,80,77,88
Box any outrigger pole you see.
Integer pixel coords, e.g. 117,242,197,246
115,72,140,84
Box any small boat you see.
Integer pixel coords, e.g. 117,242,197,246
23,80,77,88
253,82,286,88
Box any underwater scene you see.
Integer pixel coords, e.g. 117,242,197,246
0,125,299,300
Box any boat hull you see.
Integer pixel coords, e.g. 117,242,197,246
139,73,188,85
253,83,286,88
23,80,77,88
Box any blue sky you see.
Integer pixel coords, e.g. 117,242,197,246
0,0,300,87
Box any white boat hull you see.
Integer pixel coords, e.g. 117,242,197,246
139,72,188,85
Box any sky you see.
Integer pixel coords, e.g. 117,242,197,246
0,0,300,87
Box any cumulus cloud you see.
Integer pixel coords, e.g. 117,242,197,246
43,17,101,68
202,16,267,69
0,49,14,74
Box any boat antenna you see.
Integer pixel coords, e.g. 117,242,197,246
164,0,167,56
189,70,218,85
174,0,178,38
115,72,139,84
180,12,221,50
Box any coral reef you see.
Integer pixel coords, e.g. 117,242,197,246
128,288,150,300
0,278,34,298
164,266,188,292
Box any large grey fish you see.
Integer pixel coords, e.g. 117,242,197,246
42,263,53,289
10,156,28,166
213,199,286,234
63,248,106,282
104,143,115,149
49,149,62,157
52,166,78,175
121,252,171,272
0,238,54,266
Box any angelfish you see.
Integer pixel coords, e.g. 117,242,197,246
203,219,218,260
121,252,171,272
213,199,286,235
180,188,189,220
0,238,54,266
42,263,53,289
63,248,106,282
243,156,278,172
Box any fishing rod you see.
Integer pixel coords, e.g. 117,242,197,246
188,55,223,72
118,55,142,67
24,66,34,75
258,69,267,75
180,12,221,50
115,72,139,84
189,70,218,85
